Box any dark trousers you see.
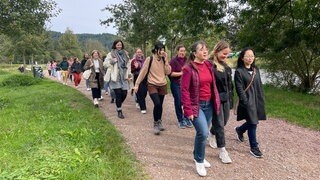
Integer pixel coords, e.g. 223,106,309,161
170,81,184,122
134,74,148,111
210,102,230,147
237,122,258,148
149,93,165,122
91,73,101,99
113,88,127,110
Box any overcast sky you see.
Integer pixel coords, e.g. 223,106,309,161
47,0,123,35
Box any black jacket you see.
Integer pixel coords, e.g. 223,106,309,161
213,63,234,109
234,67,266,124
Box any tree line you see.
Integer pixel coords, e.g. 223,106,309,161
103,0,319,93
0,0,319,93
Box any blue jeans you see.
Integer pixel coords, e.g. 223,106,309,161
170,82,184,122
238,122,258,148
192,101,213,163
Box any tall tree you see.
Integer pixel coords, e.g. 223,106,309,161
0,0,59,36
83,39,106,55
233,0,320,92
102,0,227,56
58,28,83,58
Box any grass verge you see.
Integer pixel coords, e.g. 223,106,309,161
264,84,320,131
0,70,147,179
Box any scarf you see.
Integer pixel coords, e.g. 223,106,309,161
113,49,129,69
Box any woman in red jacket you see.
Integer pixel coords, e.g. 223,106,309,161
181,41,220,177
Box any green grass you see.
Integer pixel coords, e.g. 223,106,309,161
264,84,320,131
0,70,148,179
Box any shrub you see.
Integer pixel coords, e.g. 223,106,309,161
0,74,41,87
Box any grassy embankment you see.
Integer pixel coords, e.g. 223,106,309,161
0,67,147,179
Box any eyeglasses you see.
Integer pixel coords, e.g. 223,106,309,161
244,55,255,59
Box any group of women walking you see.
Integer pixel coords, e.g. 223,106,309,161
81,39,266,177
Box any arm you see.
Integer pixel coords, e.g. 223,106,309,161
164,56,172,75
134,57,151,88
83,59,92,70
234,70,248,105
181,66,193,119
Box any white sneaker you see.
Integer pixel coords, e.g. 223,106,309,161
98,96,104,101
208,134,217,148
87,88,91,91
219,150,232,164
141,110,147,114
93,98,99,107
203,159,211,168
135,103,140,109
194,160,207,177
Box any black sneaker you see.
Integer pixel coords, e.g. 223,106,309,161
235,127,244,142
178,121,186,129
250,147,263,158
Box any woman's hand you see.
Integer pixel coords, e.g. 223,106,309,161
133,85,139,93
188,115,194,121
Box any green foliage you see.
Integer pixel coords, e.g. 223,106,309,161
58,28,83,58
0,0,60,36
1,74,41,87
264,85,320,131
0,71,146,179
232,0,320,92
0,97,9,110
102,0,228,55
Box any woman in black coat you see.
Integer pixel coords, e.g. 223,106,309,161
234,47,266,158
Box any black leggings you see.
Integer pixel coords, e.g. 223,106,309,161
113,88,127,109
92,73,101,99
149,93,165,122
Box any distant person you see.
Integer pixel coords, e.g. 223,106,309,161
234,47,266,158
84,50,105,107
55,60,61,81
18,64,25,73
131,48,147,114
60,57,69,85
71,57,82,88
134,42,171,135
67,57,73,83
207,40,233,164
81,53,91,91
181,41,220,177
46,61,52,76
169,44,193,129
104,40,132,118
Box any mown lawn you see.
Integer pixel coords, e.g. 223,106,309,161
264,84,320,131
0,69,147,179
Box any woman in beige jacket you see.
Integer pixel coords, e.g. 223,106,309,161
134,42,171,135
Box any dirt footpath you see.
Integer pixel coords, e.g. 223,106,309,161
56,76,320,180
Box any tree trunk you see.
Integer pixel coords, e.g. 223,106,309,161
22,49,26,73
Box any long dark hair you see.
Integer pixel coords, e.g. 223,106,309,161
237,47,256,68
111,39,124,50
151,42,165,55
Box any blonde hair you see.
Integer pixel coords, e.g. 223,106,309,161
209,40,230,72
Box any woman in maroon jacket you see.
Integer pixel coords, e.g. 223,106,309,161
181,41,220,177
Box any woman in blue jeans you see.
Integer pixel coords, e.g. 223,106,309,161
169,45,192,128
234,48,266,158
181,41,220,177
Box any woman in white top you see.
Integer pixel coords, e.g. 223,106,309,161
104,40,132,119
84,50,105,107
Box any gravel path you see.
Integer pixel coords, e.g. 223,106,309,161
52,76,320,180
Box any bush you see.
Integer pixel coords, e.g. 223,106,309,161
0,74,41,87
